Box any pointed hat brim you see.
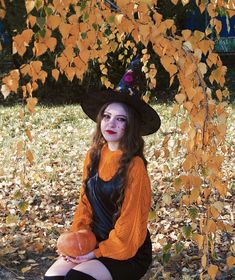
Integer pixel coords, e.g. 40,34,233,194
81,90,161,136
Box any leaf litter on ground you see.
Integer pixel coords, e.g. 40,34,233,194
0,103,234,280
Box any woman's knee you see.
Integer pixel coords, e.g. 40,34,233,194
65,270,96,280
44,257,76,277
71,260,112,280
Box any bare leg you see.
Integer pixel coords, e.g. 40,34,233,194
45,257,77,276
72,259,113,280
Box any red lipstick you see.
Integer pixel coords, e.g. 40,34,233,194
106,130,116,134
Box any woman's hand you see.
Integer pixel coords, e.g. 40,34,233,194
64,251,95,264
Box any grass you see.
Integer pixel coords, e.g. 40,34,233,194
0,102,234,280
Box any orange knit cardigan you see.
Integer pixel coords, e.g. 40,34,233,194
70,144,152,260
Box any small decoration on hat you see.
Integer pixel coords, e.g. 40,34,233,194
115,57,144,98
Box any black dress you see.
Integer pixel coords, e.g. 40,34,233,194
85,171,152,280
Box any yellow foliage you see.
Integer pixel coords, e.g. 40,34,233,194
226,256,235,269
208,264,218,280
193,233,204,250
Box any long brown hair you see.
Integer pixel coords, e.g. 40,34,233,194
84,102,147,222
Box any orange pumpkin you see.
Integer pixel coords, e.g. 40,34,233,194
57,229,97,257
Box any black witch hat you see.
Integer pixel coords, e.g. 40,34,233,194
81,57,161,135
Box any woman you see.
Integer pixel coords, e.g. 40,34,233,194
44,58,161,280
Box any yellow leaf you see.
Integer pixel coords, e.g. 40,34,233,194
30,60,42,74
139,24,150,41
217,220,225,231
168,64,178,77
172,104,179,115
208,264,218,280
226,256,235,269
198,40,211,56
21,265,32,273
21,64,30,76
6,215,19,225
225,224,233,233
175,93,186,104
183,101,193,112
210,206,220,219
213,201,224,212
34,42,47,56
194,30,204,41
198,62,207,76
1,84,11,99
164,19,174,29
182,154,195,171
181,0,189,6
207,53,218,65
143,95,149,103
186,87,196,100
47,15,61,30
190,175,202,188
25,129,33,142
193,234,204,250
216,89,222,102
148,210,157,221
182,29,192,41
2,70,20,94
214,180,227,196
17,140,24,157
26,97,38,114
59,23,71,38
207,220,217,233
169,74,176,87
202,254,207,268
182,195,190,206
185,63,197,76
18,201,29,215
80,49,90,63
163,147,170,159
183,41,193,52
52,69,60,81
173,177,182,192
22,29,34,44
192,90,204,107
115,14,123,25
26,149,34,164
214,19,222,34
180,120,189,133
190,188,200,202
163,193,172,205
160,55,177,76
28,15,36,28
154,150,161,159
57,55,68,70
0,7,6,19
46,37,57,51
65,67,75,81
171,0,179,5
25,0,35,13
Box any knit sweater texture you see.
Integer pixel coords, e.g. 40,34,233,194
70,144,151,260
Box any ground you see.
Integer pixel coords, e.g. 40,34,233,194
0,103,234,280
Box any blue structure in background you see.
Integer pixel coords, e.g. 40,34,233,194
217,15,235,37
0,20,10,48
184,3,235,101
185,6,207,32
184,4,235,54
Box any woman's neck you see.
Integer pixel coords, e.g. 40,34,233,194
107,142,119,151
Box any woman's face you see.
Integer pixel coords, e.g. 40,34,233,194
100,103,128,151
